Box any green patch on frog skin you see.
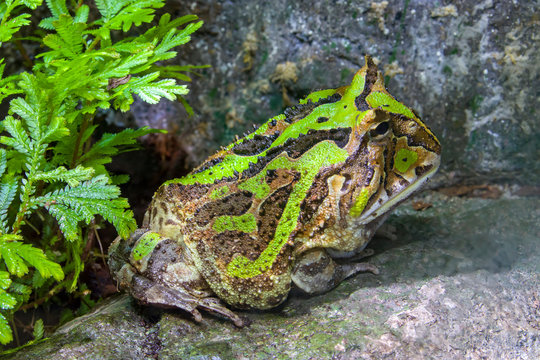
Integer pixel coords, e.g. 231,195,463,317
394,148,418,173
299,89,337,104
132,232,161,261
238,173,271,199
349,188,370,217
227,141,349,279
366,92,416,119
213,213,257,233
209,185,230,199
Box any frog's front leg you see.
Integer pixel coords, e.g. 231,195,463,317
108,231,245,327
291,249,379,295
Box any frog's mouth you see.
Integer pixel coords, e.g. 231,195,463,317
358,159,440,224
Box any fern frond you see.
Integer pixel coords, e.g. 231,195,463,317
99,50,152,79
73,4,89,23
15,243,64,281
98,0,164,31
0,61,23,102
0,116,32,155
78,127,162,166
0,176,18,233
143,13,199,41
35,176,136,240
113,72,188,106
0,271,11,290
23,1,44,10
32,318,44,340
41,14,85,59
153,21,203,61
39,0,68,29
33,165,94,187
0,238,64,281
0,312,12,344
0,149,6,178
46,204,81,241
0,240,29,277
0,13,31,43
9,97,41,140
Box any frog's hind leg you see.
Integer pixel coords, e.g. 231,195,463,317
128,272,245,327
291,249,378,295
108,231,245,327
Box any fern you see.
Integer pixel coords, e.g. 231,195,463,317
0,0,204,346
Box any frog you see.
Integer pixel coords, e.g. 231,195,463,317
108,56,441,327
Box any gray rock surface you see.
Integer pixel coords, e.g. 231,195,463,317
3,192,539,359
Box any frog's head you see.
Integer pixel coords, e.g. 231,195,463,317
341,56,441,226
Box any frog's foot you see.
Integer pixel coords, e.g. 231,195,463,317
291,249,379,295
130,273,245,327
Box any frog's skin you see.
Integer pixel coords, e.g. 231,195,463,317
108,56,441,327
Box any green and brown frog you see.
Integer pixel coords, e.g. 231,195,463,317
108,56,441,326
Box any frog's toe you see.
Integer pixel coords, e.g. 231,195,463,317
199,297,247,327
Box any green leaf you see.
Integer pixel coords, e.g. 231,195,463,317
0,271,12,290
115,73,189,105
41,14,85,59
0,149,7,178
0,239,64,281
33,166,94,187
96,0,164,30
9,97,41,140
0,312,13,344
0,116,32,155
153,21,203,60
36,176,137,240
33,318,44,340
0,175,18,233
100,50,152,79
74,4,89,23
0,241,29,277
23,0,44,10
39,0,68,29
78,127,162,168
0,13,31,43
46,204,81,241
0,289,17,310
134,78,189,104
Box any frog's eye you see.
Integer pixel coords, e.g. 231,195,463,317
369,121,390,138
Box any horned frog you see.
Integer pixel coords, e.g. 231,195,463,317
108,56,441,326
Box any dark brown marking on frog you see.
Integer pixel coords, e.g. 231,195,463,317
317,116,329,123
159,182,211,208
389,114,441,154
355,56,379,111
194,191,253,227
165,219,179,226
160,202,168,214
258,183,293,247
231,132,281,156
298,168,333,225
208,231,262,262
280,128,352,159
191,156,226,175
265,169,278,185
283,93,342,124
415,164,433,177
